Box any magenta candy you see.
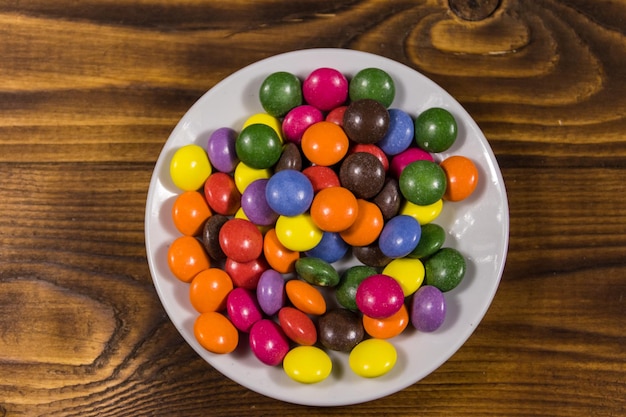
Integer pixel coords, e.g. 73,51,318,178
356,274,405,319
241,179,279,226
389,147,434,179
256,269,286,316
206,127,239,173
249,319,290,366
226,287,263,332
282,105,324,144
302,68,349,112
411,285,446,332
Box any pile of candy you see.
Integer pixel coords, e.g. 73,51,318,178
166,67,478,384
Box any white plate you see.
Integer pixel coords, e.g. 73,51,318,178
145,48,509,406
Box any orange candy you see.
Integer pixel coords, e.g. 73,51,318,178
310,186,359,232
194,311,239,354
285,279,326,315
363,304,409,339
339,199,384,246
189,268,234,313
263,228,300,274
172,191,212,236
167,235,211,283
301,121,349,166
440,155,479,202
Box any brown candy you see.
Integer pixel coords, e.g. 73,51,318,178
318,308,365,352
274,142,303,172
373,177,401,221
343,99,390,144
339,152,385,199
353,243,392,268
202,214,229,260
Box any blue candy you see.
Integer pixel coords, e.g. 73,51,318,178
265,169,314,216
377,109,414,156
305,232,349,263
378,215,421,258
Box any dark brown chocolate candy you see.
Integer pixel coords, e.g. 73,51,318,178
274,142,302,172
318,308,365,352
373,177,401,221
342,99,390,144
339,152,385,199
202,214,229,260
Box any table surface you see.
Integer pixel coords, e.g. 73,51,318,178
1,1,625,416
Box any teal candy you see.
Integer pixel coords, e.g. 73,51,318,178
349,68,395,108
414,107,458,153
424,248,466,292
399,160,447,206
259,71,302,117
236,123,282,169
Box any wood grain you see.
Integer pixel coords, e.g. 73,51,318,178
1,0,625,416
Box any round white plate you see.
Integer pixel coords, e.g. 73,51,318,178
145,48,509,406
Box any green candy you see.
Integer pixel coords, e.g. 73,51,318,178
424,248,466,292
349,68,395,108
408,223,446,259
414,107,458,153
399,160,447,206
235,123,282,169
335,265,377,311
295,257,340,287
259,71,302,117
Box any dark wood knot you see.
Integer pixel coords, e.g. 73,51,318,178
448,0,501,21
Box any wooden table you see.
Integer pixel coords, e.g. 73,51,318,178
1,1,624,415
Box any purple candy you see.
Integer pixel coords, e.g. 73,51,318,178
249,319,290,366
207,127,239,173
356,274,404,319
411,285,446,332
282,105,324,144
256,269,286,316
241,179,279,226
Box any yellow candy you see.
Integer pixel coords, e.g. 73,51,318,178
383,258,425,296
275,213,323,252
349,339,397,378
283,346,332,384
235,207,270,234
243,113,284,143
233,161,271,194
400,199,443,224
169,144,212,191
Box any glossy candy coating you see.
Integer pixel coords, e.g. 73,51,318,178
241,179,279,226
389,147,434,179
424,247,466,292
325,105,347,126
383,257,425,296
343,99,390,144
236,123,282,170
285,279,326,315
409,223,446,259
170,144,212,191
278,306,317,346
304,231,349,264
349,68,395,108
336,265,377,311
256,269,286,316
204,172,241,216
274,142,302,172
378,214,421,259
399,160,447,206
275,213,323,252
233,162,271,194
194,311,239,354
349,338,397,378
400,199,443,225
373,178,402,221
295,257,340,287
414,107,458,153
363,303,409,339
259,71,302,117
265,169,314,216
440,155,479,202
249,319,290,366
411,285,446,332
377,109,414,156
349,143,389,172
302,67,349,111
353,243,392,268
172,191,212,236
189,268,233,313
219,218,263,263
355,274,405,319
242,113,283,142
282,105,324,144
202,214,229,260
318,308,365,352
339,152,386,199
302,165,340,193
167,236,210,283
301,121,349,166
263,228,299,274
310,186,359,232
226,287,263,332
283,346,332,384
339,199,384,247
224,256,269,290
206,127,239,173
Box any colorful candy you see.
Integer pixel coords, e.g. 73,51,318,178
166,66,479,384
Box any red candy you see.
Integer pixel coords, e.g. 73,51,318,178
219,218,263,263
302,165,341,193
224,256,269,290
278,306,317,346
204,172,241,215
